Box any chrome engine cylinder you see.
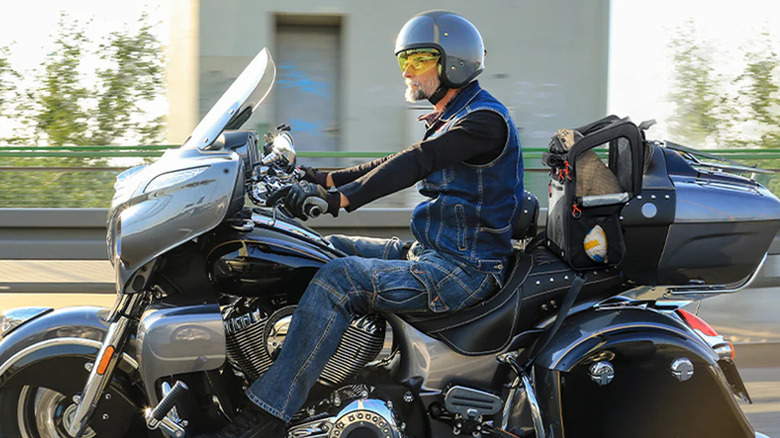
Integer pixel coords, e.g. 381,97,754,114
224,307,274,381
224,304,385,386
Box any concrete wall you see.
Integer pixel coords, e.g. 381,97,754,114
167,0,610,153
167,0,201,145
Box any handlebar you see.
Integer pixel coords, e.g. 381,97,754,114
249,128,326,220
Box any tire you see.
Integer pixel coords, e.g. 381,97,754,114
0,385,152,438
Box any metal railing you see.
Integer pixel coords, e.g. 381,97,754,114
2,145,780,208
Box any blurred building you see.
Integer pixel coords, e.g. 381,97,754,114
167,0,610,165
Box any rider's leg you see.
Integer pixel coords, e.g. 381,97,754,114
325,234,407,259
245,251,495,422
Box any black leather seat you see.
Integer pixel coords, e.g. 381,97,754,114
401,247,623,356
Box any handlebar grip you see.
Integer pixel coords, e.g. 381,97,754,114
302,197,327,219
305,203,322,218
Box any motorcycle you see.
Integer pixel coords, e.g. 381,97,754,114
0,47,777,438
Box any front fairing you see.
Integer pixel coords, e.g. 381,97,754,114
107,149,243,292
107,49,276,293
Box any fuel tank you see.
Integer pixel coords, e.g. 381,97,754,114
206,208,340,296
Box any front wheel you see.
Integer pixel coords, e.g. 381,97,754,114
0,385,151,438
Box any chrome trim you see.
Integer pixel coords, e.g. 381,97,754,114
252,210,325,243
17,386,97,438
500,379,525,431
0,307,52,337
589,361,615,386
670,357,695,382
522,372,545,438
287,418,333,437
332,399,402,438
669,252,768,296
621,252,768,301
0,337,138,379
145,408,186,438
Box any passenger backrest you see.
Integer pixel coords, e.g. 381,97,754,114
512,190,539,240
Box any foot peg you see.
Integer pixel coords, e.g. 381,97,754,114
145,381,189,437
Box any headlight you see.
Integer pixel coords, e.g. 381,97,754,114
0,307,52,338
144,166,209,193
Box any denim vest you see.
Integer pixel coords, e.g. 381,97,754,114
411,81,524,278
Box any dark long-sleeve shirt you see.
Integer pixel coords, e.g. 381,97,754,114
332,110,508,211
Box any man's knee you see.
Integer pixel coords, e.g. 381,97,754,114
311,257,360,295
309,257,373,310
324,234,355,255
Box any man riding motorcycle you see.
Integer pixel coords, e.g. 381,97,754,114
199,10,524,438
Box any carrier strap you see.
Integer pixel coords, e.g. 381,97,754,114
523,231,547,254
523,273,586,370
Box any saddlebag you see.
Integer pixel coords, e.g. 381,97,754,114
543,116,645,270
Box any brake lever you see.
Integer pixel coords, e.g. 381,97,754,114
265,184,292,208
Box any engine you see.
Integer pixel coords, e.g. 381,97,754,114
223,302,386,386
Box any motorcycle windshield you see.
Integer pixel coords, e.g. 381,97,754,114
182,48,276,150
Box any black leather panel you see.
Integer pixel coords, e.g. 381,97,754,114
512,190,539,240
402,248,623,356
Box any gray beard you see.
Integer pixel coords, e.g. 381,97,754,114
405,76,438,103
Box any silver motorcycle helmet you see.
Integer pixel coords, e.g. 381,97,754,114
394,10,485,89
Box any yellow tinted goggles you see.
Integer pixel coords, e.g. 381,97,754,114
397,52,440,73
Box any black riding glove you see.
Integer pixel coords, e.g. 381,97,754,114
285,181,341,220
297,165,329,188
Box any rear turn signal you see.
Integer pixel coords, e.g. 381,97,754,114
677,309,734,360
677,309,718,337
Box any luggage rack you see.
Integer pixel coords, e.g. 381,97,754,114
619,252,768,302
665,141,774,177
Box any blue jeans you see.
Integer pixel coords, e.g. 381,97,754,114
245,235,497,422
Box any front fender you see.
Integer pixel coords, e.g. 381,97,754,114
0,306,139,389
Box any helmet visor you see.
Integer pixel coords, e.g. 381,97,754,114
397,49,440,74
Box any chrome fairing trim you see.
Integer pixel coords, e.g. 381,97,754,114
0,337,138,379
386,315,499,391
136,301,226,406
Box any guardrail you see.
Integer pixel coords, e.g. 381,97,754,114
3,146,780,208
0,207,420,260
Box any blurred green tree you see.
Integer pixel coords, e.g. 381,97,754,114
736,30,780,149
31,14,91,146
0,46,19,113
93,12,166,146
667,20,728,147
16,12,167,146
0,12,166,208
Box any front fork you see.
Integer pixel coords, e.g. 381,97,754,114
67,292,145,437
